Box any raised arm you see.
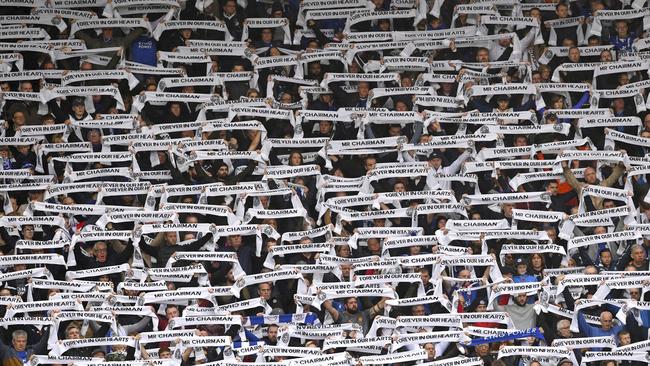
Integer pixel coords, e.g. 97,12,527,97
562,164,585,195
444,149,471,175
600,162,626,188
322,299,340,322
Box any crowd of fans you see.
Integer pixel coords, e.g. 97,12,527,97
0,0,650,365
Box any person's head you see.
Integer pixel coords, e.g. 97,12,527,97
514,293,528,306
88,129,101,145
628,288,641,301
429,152,443,169
364,156,377,172
17,144,30,156
223,0,236,15
476,47,489,63
101,27,113,41
65,325,81,340
424,342,435,359
437,216,447,229
41,114,56,126
566,46,580,63
474,343,490,356
165,305,179,319
12,330,27,351
337,244,351,258
20,225,34,240
72,98,86,117
440,82,454,95
458,269,471,280
546,181,558,195
394,100,408,111
289,151,303,166
496,95,510,111
531,71,542,84
600,311,614,330
267,324,278,342
501,266,514,279
612,98,625,112
377,18,390,31
616,330,632,347
306,39,319,50
618,72,630,86
420,268,430,285
165,232,178,245
644,113,650,131
318,120,333,135
412,305,425,316
584,167,597,184
91,349,106,359
556,2,569,17
600,49,613,62
497,29,511,47
393,181,406,192
231,64,246,73
258,282,272,299
501,202,514,218
358,82,370,98
539,65,551,81
340,263,351,279
556,319,571,338
615,20,629,37
216,163,229,178
514,135,528,147
227,234,242,249
631,244,647,264
19,81,33,93
599,248,612,266
586,34,601,46
529,7,541,19
169,102,182,117
530,253,544,270
367,238,381,253
344,297,359,313
93,242,108,263
308,62,322,77
180,28,192,40
515,258,527,274
159,347,172,359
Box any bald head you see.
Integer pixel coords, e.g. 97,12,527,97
600,311,613,330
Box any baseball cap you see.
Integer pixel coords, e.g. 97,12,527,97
71,97,85,106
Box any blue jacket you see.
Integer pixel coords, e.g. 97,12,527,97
577,310,624,349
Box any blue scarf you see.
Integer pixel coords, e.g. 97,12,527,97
244,312,319,327
469,328,545,346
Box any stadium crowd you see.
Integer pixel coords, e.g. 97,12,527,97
0,0,650,365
